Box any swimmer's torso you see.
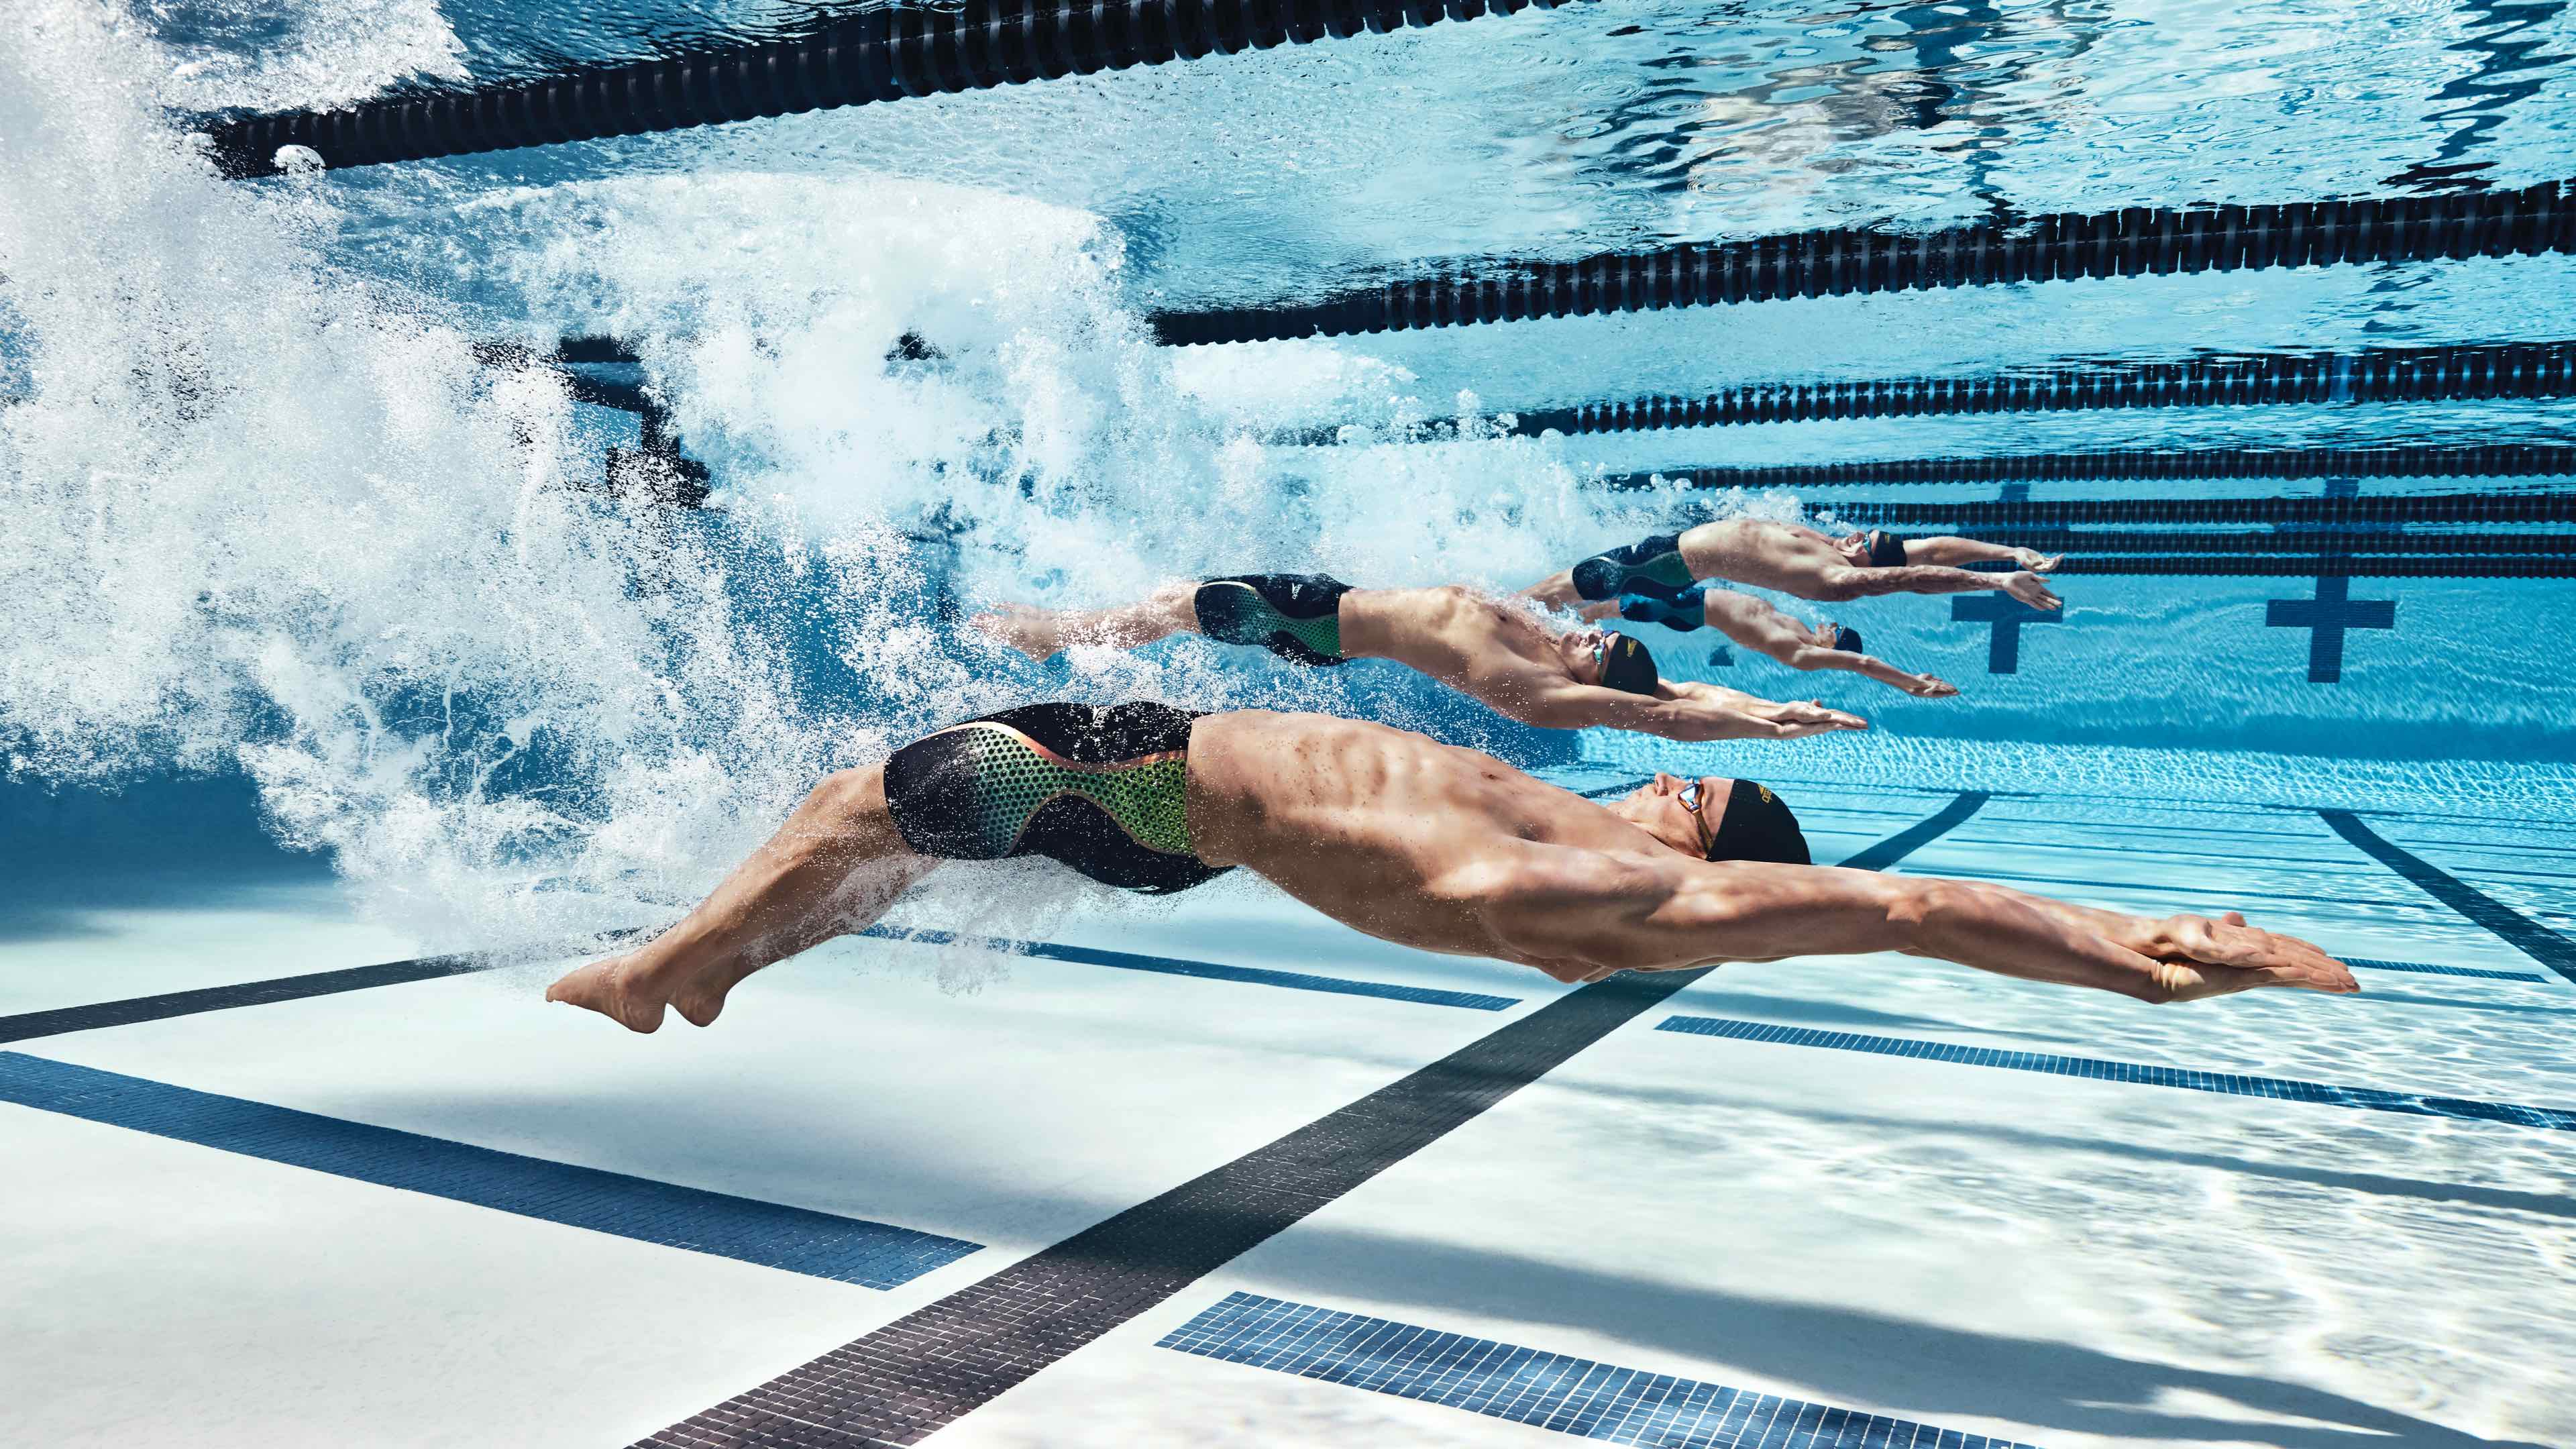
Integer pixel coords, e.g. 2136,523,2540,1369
1338,585,1576,707
1185,710,1670,957
1686,519,1839,594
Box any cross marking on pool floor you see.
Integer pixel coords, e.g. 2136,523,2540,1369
1951,592,2063,674
2267,574,2397,682
2265,480,2396,684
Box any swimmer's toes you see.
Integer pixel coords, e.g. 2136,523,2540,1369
547,958,667,1033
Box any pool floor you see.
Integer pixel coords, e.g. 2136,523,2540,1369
3,776,2571,1448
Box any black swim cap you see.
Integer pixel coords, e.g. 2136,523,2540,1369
1598,631,1660,695
1830,624,1863,654
1866,530,1907,569
1707,778,1810,864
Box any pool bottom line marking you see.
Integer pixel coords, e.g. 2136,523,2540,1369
0,1053,979,1287
2320,810,2576,985
0,932,1517,1050
1655,1018,2576,1132
630,797,1992,1449
1159,1292,2044,1449
1834,791,1989,871
0,950,509,1045
634,967,1712,1448
858,927,1518,1010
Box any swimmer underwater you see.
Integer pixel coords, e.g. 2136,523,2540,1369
972,575,1866,743
1525,518,2066,612
549,703,2357,1033
1581,586,1960,699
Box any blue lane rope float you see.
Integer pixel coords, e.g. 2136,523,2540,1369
1597,445,2576,490
1153,180,2576,343
200,0,1567,178
1275,339,2576,442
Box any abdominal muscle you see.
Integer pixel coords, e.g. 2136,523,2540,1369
1183,710,1654,959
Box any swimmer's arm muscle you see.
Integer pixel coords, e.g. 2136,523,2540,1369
1513,682,1817,741
1636,869,2246,1001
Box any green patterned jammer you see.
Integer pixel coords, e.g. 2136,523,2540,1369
1197,580,1344,661
941,723,1195,857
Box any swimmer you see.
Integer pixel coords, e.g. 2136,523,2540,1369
1580,587,1960,698
546,703,2356,1033
1524,521,2065,611
971,575,1866,743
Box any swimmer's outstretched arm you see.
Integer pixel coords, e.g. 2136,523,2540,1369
1902,535,2061,572
1513,679,1867,741
970,582,1200,663
1491,854,2357,1002
547,765,938,1033
1690,594,1961,698
1815,564,2063,610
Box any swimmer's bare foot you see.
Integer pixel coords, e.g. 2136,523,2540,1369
547,953,684,1033
669,967,745,1029
969,604,1061,663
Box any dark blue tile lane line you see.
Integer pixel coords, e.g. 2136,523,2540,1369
1834,792,1991,871
2320,810,2576,985
858,926,1521,1011
0,1053,981,1287
0,952,506,1045
1654,1018,2576,1133
0,932,1517,1053
1158,1292,2044,1449
2345,957,2547,983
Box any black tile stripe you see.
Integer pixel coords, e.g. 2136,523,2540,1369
631,804,1986,1448
0,953,502,1045
1832,792,1992,871
2320,810,2576,985
632,968,1711,1448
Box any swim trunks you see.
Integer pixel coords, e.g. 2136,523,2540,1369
1614,587,1713,631
882,702,1232,895
1572,534,1693,602
1193,573,1352,667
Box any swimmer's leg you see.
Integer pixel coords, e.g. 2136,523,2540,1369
547,764,939,1033
1525,535,1693,606
969,582,1200,662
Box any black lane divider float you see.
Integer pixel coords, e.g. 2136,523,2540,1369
1279,339,2576,443
629,796,1994,1448
202,0,1563,178
2046,555,2575,578
1603,444,2576,490
2320,811,2576,985
1851,529,2572,557
1152,179,2576,344
1818,490,2576,527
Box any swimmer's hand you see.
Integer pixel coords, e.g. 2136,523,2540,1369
1748,698,1868,737
2118,910,2359,1000
1902,674,1960,698
2004,572,2063,610
2012,548,2062,572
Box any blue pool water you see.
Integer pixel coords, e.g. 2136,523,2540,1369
4,1,2575,1445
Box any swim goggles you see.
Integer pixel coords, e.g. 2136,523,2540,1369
1676,778,1714,858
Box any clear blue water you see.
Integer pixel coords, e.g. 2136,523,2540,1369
3,0,2572,944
